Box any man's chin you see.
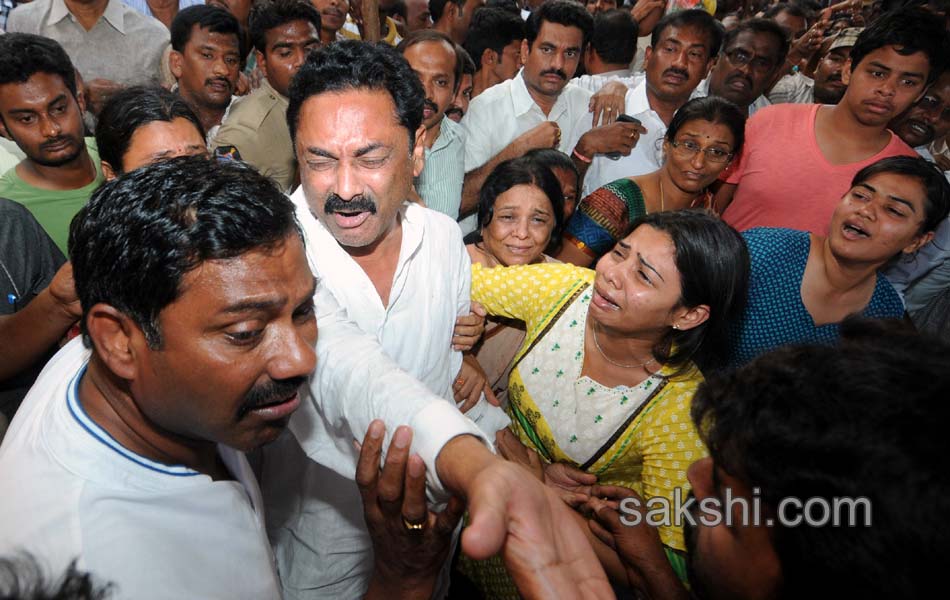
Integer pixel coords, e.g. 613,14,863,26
33,148,83,168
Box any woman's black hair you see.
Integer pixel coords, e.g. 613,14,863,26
629,209,750,375
665,96,748,157
851,155,950,234
472,156,566,255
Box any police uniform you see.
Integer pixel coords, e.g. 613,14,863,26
211,78,296,192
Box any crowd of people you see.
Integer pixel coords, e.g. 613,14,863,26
0,0,948,598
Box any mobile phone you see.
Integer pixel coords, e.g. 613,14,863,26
606,114,641,160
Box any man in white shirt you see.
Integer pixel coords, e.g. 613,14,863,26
581,8,721,196
0,157,315,599
262,39,601,599
459,0,642,232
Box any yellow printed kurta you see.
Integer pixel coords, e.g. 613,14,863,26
471,262,708,552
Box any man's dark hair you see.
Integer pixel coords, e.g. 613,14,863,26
457,44,476,76
95,86,206,174
287,41,425,149
591,9,638,66
429,0,467,22
851,156,950,234
463,7,525,70
691,317,950,599
650,8,723,58
632,209,749,374
476,155,566,244
720,18,790,70
849,8,949,85
485,0,522,16
171,4,246,59
397,29,462,93
69,156,300,348
0,554,112,600
650,8,723,57
249,0,322,54
0,33,77,99
762,1,808,23
525,0,594,48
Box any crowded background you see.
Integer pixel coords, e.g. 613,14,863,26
0,0,948,598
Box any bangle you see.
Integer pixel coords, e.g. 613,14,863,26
572,148,592,163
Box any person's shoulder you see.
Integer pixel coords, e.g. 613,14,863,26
562,80,593,103
407,202,465,243
7,0,48,24
743,227,808,257
883,132,918,157
120,1,169,38
469,78,514,109
0,196,37,225
219,87,281,132
870,274,906,317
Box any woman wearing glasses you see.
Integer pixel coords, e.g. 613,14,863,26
557,97,746,267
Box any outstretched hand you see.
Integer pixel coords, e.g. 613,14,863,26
462,459,616,599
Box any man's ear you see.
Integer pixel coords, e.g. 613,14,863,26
841,58,853,86
255,49,266,73
0,117,11,141
482,48,496,65
643,46,654,70
520,38,530,65
85,303,149,382
169,50,184,80
101,161,118,181
412,125,426,177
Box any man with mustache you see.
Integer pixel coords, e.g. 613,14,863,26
702,18,787,116
445,45,475,122
460,0,642,233
0,156,467,599
0,157,317,599
768,27,862,106
0,33,104,256
715,9,947,235
169,4,244,142
398,30,466,218
580,8,721,196
212,0,321,191
885,69,950,317
261,40,606,599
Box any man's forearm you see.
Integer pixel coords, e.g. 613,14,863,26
0,288,75,381
435,434,497,500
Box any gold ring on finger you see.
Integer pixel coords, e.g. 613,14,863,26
402,516,426,532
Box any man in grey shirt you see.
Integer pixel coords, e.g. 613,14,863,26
7,0,169,113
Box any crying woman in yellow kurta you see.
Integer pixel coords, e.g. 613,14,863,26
470,209,750,583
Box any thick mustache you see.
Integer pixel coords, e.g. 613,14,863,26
445,106,463,116
206,77,232,90
663,67,689,79
324,193,377,215
423,99,439,113
540,68,567,80
238,376,307,419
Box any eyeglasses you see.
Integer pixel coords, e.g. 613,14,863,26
669,139,734,163
722,48,777,73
